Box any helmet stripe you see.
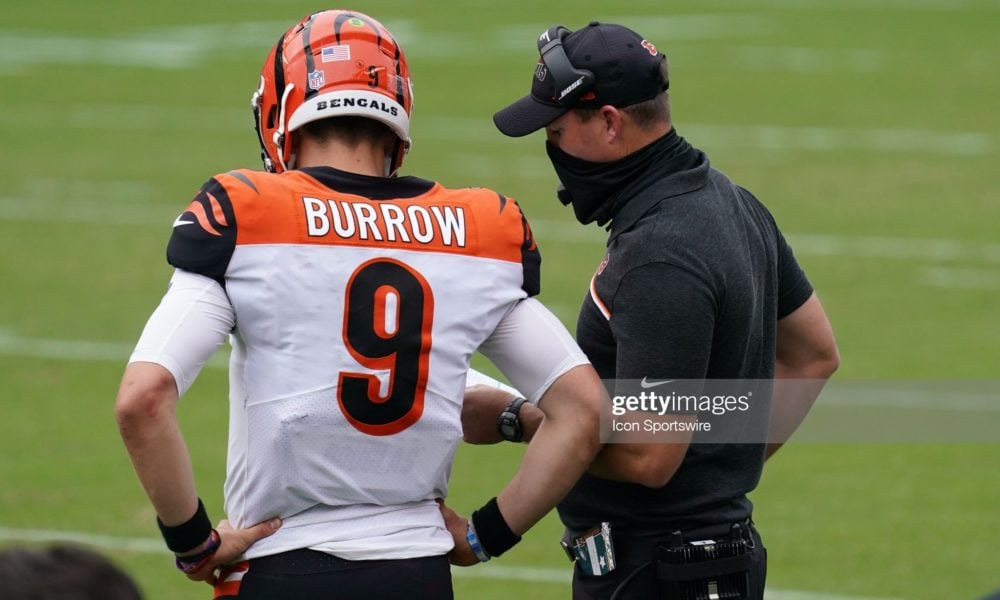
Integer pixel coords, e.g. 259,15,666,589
333,11,383,47
393,45,405,107
302,14,318,100
273,32,286,102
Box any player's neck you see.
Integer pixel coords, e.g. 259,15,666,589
297,138,390,177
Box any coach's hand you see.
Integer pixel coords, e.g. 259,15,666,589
461,385,515,444
438,500,479,566
185,518,282,585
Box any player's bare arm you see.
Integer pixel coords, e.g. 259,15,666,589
115,362,281,584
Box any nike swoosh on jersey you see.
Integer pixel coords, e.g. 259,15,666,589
640,377,675,388
173,216,195,227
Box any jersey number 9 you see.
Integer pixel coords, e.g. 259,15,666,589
338,258,433,436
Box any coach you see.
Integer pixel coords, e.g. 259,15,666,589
463,21,840,599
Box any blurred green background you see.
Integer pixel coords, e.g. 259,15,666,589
1,1,997,598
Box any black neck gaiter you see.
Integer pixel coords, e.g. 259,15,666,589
546,128,693,226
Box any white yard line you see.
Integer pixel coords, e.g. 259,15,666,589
782,234,1000,265
3,194,1000,272
0,12,994,76
0,329,134,362
918,266,1000,290
0,100,991,156
683,123,991,157
0,526,902,599
0,329,228,368
700,0,999,10
0,15,770,72
821,386,1000,413
4,193,999,266
1,328,997,416
419,118,994,157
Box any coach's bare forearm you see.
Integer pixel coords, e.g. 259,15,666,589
494,366,603,534
766,293,839,459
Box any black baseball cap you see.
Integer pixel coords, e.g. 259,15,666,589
493,22,667,137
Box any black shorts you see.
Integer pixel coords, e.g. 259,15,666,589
214,549,453,600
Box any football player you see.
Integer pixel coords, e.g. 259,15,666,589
115,10,605,598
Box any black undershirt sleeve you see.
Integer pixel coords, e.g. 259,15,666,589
609,262,717,383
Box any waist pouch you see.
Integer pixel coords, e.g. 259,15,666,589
655,522,753,598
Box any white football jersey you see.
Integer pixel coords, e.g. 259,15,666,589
130,166,584,560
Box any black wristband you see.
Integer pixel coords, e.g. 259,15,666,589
157,498,213,553
471,497,521,558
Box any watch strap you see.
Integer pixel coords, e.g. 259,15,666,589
497,396,527,442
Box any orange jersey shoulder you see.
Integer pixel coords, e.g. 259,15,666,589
222,168,536,265
168,168,540,294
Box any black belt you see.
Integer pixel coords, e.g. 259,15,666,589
601,519,755,553
663,518,755,543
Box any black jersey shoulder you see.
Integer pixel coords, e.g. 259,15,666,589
166,175,243,284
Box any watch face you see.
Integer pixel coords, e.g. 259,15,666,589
498,399,525,442
499,414,521,441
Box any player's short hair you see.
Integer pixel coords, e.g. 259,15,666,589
300,116,395,149
0,544,142,600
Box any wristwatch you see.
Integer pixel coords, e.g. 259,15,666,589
497,396,527,442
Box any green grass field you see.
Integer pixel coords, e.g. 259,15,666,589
1,0,998,598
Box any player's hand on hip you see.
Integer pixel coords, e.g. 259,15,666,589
438,500,479,566
461,385,515,444
185,517,282,585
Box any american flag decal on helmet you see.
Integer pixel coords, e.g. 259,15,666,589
321,45,351,62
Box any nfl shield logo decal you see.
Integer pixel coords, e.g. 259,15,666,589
308,70,325,91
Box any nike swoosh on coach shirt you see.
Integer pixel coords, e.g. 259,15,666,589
640,377,675,389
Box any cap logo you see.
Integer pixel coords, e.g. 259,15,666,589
557,75,586,101
535,63,547,82
641,40,657,56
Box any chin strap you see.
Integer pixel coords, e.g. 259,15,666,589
250,76,275,172
385,137,411,177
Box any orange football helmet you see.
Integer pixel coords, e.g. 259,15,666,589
251,10,414,174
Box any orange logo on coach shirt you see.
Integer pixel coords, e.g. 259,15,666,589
597,253,610,275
